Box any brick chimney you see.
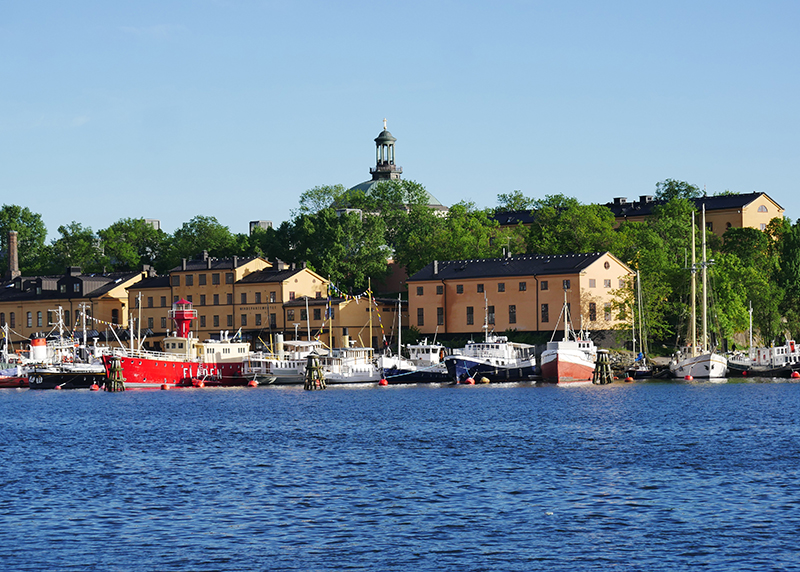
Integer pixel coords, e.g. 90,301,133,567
7,231,20,279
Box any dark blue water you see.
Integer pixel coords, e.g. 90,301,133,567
2,379,800,571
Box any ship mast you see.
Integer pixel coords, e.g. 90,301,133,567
691,210,697,357
702,204,708,354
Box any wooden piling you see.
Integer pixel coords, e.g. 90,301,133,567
105,357,126,392
304,352,326,391
593,350,613,385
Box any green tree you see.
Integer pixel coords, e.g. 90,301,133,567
0,204,48,275
495,190,535,212
778,220,800,337
293,184,348,217
97,218,168,271
527,195,617,255
654,179,703,201
49,222,102,273
162,216,238,272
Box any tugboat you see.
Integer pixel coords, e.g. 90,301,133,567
540,291,597,384
101,299,254,388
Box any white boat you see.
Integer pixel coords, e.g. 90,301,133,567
322,342,381,384
540,291,596,384
380,339,451,383
669,206,727,379
243,334,325,385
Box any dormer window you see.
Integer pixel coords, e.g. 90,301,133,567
73,283,80,293
60,285,66,293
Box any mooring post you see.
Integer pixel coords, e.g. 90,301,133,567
105,356,126,392
304,352,326,391
593,350,613,385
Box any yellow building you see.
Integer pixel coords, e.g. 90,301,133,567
0,266,151,347
407,252,633,339
607,192,783,236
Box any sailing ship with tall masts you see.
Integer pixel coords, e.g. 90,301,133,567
669,205,728,379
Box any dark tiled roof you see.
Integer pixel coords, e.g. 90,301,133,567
0,271,144,302
491,209,537,225
238,268,304,284
170,256,262,273
408,253,608,282
606,192,781,218
126,275,170,290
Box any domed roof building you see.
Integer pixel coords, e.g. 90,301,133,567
345,120,448,213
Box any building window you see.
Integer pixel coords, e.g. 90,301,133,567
270,292,276,303
9,313,15,328
541,281,548,291
589,303,597,321
589,279,596,288
186,275,194,286
65,310,70,326
488,306,495,325
241,293,247,304
436,285,443,295
758,205,768,213
73,283,80,293
269,313,277,328
37,311,42,327
563,279,571,290
519,282,526,292
212,273,220,285
316,291,322,299
313,308,321,321
619,279,625,288
147,297,153,307
161,296,167,307
456,285,463,294
148,317,154,329
541,304,549,323
289,292,296,301
498,283,505,293
509,305,516,324
227,315,233,327
186,295,192,303
47,311,53,326
467,306,474,325
301,309,308,321
171,275,180,286
477,284,484,293
287,309,295,321
437,307,444,326
200,294,206,306
111,309,119,324
255,292,262,304
760,223,767,231
706,222,713,231
60,284,66,293
225,273,234,284
417,286,424,296
226,293,233,305
604,303,612,321
604,279,612,288
255,314,262,326
0,313,4,326
213,315,219,327
417,308,424,327
200,315,206,328
241,314,247,327
213,294,219,305
199,274,207,285
161,317,167,329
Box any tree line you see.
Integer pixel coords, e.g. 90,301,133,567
3,178,800,350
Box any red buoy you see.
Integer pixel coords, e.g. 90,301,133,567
792,371,800,379
90,383,100,391
379,378,388,386
248,379,258,387
625,377,634,382
465,377,475,385
161,384,170,390
684,375,693,381
742,371,747,376
54,385,62,390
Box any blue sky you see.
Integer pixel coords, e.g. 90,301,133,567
1,1,798,239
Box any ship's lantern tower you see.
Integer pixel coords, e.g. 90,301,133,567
169,299,198,338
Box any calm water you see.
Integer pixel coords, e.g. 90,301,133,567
2,379,800,571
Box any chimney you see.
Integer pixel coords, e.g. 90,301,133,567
232,256,238,269
7,231,20,279
433,260,438,275
207,256,212,269
181,258,187,271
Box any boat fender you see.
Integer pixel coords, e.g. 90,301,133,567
379,378,388,386
90,383,100,391
684,375,693,381
465,377,475,385
792,371,800,379
161,384,170,390
625,377,633,382
742,371,747,377
248,380,258,387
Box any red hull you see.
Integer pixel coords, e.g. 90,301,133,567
541,357,594,384
102,355,247,388
0,376,28,388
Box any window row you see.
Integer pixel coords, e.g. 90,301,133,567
415,303,616,326
415,278,630,295
170,272,234,287
145,290,303,308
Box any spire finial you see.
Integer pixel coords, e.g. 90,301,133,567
383,118,387,130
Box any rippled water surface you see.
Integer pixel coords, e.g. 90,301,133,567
2,379,800,571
